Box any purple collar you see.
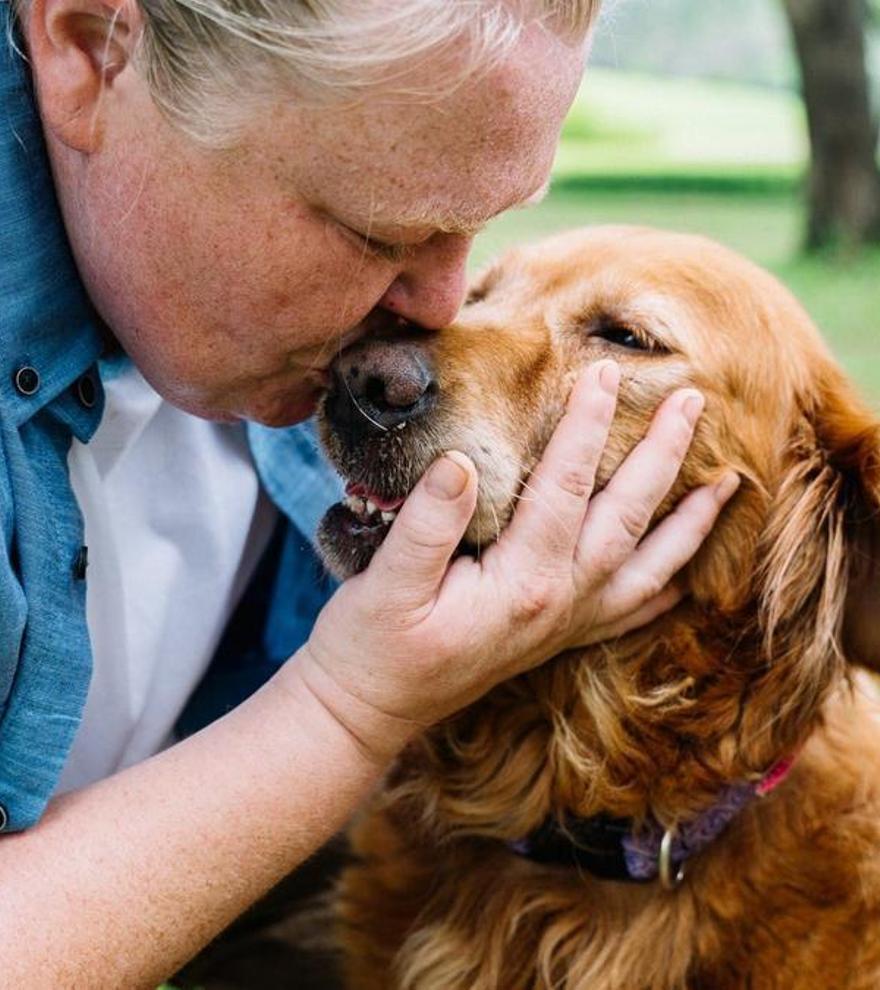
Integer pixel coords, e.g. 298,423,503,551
508,754,796,888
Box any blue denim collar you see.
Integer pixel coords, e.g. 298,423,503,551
0,5,344,834
0,11,105,439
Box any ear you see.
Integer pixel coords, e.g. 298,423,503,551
758,366,880,681
843,534,880,669
826,385,880,671
24,0,140,152
732,369,880,760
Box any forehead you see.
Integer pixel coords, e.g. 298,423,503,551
259,22,586,231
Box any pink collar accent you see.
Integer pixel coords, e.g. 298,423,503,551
756,753,797,796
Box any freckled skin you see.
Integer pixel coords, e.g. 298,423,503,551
40,23,586,425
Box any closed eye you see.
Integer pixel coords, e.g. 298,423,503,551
330,217,414,264
590,319,664,353
356,233,413,264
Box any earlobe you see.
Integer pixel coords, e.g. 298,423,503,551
24,0,138,153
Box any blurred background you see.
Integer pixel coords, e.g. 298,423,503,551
473,0,880,401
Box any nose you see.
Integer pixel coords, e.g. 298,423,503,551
326,338,438,436
378,234,471,330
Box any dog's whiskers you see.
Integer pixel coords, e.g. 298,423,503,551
488,500,502,545
341,374,389,434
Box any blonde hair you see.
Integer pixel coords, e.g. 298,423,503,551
14,0,600,142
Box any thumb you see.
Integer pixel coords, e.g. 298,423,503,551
367,451,478,611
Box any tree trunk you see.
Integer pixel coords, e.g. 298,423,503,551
781,0,880,249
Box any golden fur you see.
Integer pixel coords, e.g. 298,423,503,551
320,226,880,989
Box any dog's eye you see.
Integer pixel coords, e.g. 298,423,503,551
597,327,648,350
592,321,657,352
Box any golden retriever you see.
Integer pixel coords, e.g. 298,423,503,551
316,225,880,990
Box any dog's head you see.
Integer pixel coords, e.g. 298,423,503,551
317,225,880,819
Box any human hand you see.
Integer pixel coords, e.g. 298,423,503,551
289,360,740,763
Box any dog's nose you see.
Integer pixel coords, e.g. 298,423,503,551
326,340,438,435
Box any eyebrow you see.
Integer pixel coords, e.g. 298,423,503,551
382,180,553,238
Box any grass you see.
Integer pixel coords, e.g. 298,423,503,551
472,68,880,402
556,68,806,185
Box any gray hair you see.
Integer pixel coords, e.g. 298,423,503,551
14,0,600,143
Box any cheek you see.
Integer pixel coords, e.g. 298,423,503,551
185,196,392,341
593,361,697,484
440,372,563,543
594,412,647,491
452,420,525,543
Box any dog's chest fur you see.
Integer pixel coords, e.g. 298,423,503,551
339,677,880,990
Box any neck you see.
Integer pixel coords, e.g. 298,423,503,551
508,750,798,886
397,606,826,849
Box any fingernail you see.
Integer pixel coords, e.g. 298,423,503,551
681,390,705,426
714,471,740,501
426,453,469,500
597,360,620,395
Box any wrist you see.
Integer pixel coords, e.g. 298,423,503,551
275,646,420,769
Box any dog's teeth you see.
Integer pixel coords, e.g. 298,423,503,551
365,498,378,516
381,510,397,524
395,422,407,431
344,495,365,514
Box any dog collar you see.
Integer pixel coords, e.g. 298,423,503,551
508,754,796,888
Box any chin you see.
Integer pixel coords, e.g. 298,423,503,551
190,386,324,427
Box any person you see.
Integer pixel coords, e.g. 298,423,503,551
0,0,742,984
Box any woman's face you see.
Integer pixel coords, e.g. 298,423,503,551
43,20,587,425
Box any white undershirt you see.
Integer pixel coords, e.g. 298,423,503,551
58,363,278,794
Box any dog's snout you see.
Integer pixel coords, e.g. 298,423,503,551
327,340,438,434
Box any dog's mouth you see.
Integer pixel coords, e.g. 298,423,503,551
314,331,515,579
318,475,415,579
339,482,407,532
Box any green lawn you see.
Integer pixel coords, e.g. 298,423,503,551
555,68,806,185
472,69,880,402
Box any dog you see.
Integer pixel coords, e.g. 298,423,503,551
316,225,880,989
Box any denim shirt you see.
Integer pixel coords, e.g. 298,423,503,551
0,15,341,831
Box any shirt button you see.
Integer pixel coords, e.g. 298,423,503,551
13,366,40,397
72,546,89,581
75,372,98,409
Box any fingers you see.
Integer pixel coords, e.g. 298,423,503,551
502,360,620,565
366,451,478,614
578,388,705,575
592,472,741,623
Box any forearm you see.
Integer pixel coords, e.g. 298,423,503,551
0,655,385,988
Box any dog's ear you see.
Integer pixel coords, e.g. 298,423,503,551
843,533,880,670
828,384,880,672
757,366,880,693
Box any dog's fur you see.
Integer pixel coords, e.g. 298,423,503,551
318,226,880,990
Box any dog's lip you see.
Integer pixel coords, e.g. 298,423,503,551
344,481,406,512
